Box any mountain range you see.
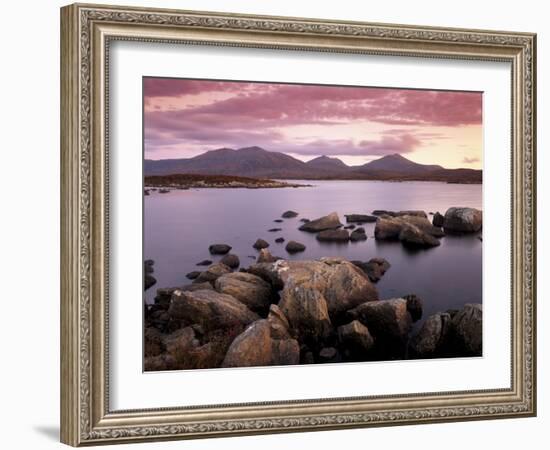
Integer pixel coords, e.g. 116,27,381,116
144,146,482,183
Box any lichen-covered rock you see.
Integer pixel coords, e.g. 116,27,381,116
299,212,343,232
348,298,412,342
409,312,452,357
452,303,482,355
222,319,299,367
214,272,273,314
337,320,374,354
443,207,482,233
168,288,259,331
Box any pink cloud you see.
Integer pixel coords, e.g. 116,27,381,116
143,78,482,159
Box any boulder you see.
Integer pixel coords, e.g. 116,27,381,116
163,327,199,360
451,303,482,355
337,320,374,354
443,207,482,233
351,258,391,283
316,229,350,242
432,212,445,227
144,354,177,371
345,214,377,223
253,238,270,250
208,244,232,255
214,272,273,314
257,248,279,263
404,294,423,322
279,281,333,344
350,228,367,242
222,319,300,367
285,240,306,253
275,237,285,243
299,212,343,232
410,312,452,357
168,288,259,331
186,271,201,280
348,298,412,342
282,210,299,218
399,223,441,248
220,253,240,269
267,304,291,339
193,263,231,284
144,327,165,357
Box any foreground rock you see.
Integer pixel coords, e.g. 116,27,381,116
299,212,343,232
220,253,240,269
168,288,259,331
345,214,377,223
348,298,417,344
410,304,482,358
282,210,299,218
337,320,375,357
208,243,232,255
316,229,350,242
285,241,306,253
222,319,300,368
214,272,273,314
443,207,482,233
351,258,390,282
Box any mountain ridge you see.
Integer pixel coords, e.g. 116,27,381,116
144,146,482,183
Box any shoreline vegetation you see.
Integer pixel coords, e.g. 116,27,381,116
144,173,310,190
144,207,482,371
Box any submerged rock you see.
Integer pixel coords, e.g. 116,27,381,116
299,212,343,232
443,207,482,233
285,240,306,253
220,253,240,269
275,237,285,243
300,218,310,223
196,259,213,266
282,210,299,218
253,238,270,250
274,219,284,223
208,243,232,255
268,228,282,232
186,271,201,280
316,229,350,242
345,214,377,223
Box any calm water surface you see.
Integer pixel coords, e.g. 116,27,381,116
144,180,482,326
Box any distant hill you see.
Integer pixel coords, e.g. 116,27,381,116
357,153,443,174
306,155,349,172
144,146,482,183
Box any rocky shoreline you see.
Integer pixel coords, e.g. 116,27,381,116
144,174,310,192
144,206,482,371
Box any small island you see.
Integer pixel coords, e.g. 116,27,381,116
144,173,311,190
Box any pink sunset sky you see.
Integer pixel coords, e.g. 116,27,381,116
144,78,483,169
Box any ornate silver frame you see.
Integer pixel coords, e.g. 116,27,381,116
60,3,536,446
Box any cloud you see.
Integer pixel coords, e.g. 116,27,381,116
462,156,480,164
143,78,482,159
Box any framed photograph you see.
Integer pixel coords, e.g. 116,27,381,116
60,3,537,446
